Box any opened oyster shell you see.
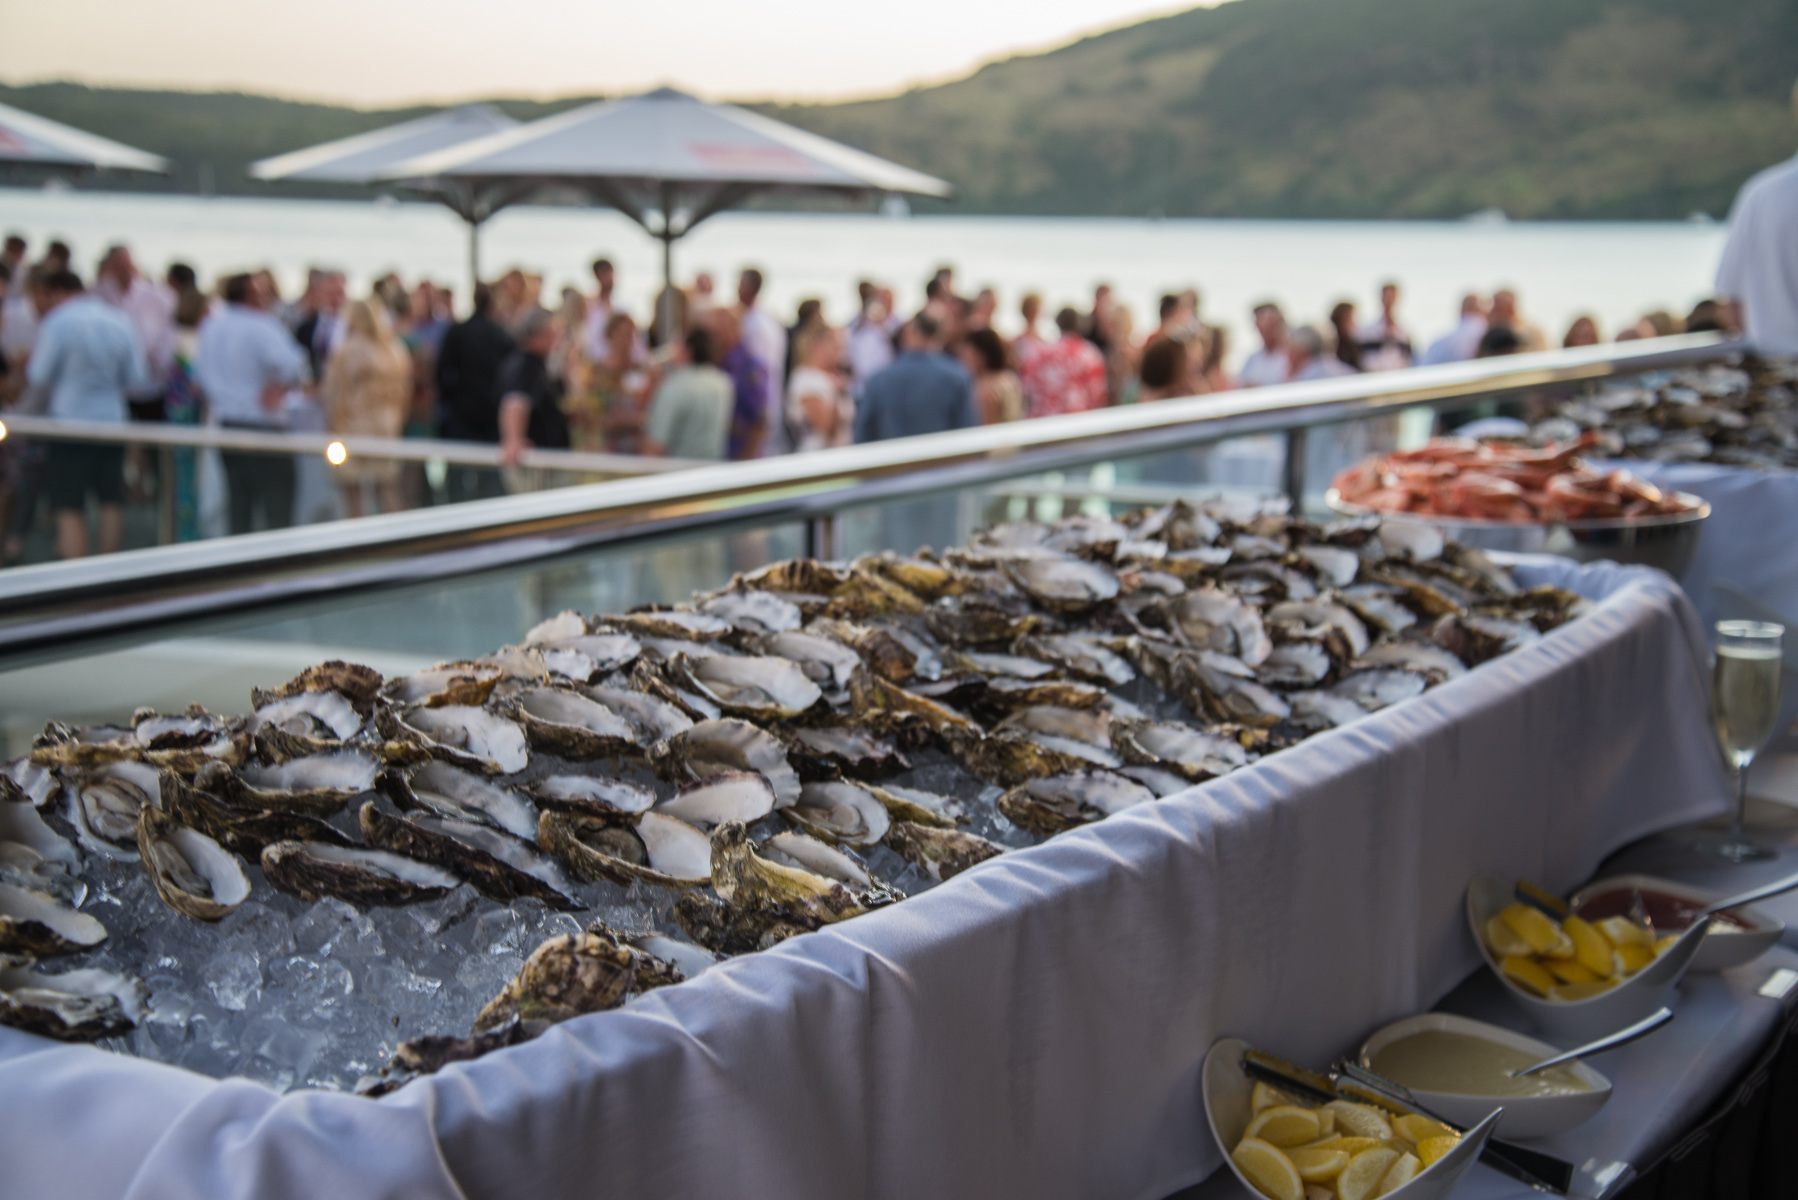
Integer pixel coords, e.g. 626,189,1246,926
607,608,733,641
1111,721,1249,780
866,782,963,828
759,630,864,691
137,807,251,921
786,726,909,779
522,774,655,818
385,661,505,708
581,685,693,743
1166,588,1272,665
131,706,248,772
701,589,803,633
1005,556,1120,614
389,705,529,775
849,671,980,738
250,688,364,760
0,959,145,1041
1,757,58,808
538,809,711,888
512,687,639,758
883,821,1004,881
0,882,107,956
655,771,777,826
169,765,354,855
63,760,162,859
1019,634,1136,686
710,821,867,925
472,929,683,1035
672,890,812,955
672,654,823,720
650,718,800,804
998,770,1154,836
234,748,383,816
785,781,891,847
359,803,580,909
261,840,461,907
538,634,643,684
384,760,539,841
29,720,139,768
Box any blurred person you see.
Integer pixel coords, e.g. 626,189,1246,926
198,272,310,533
785,297,824,381
521,274,544,315
164,285,209,541
1193,325,1232,394
1358,282,1413,370
42,242,71,273
1563,315,1601,348
709,307,767,460
1154,293,1195,343
1020,307,1108,417
1419,295,1489,365
1639,310,1684,338
434,283,515,501
957,327,1024,424
1615,325,1646,343
1476,325,1523,357
22,269,152,559
968,287,997,333
294,270,345,378
1107,306,1139,404
687,271,718,321
1,262,42,388
592,313,655,455
548,286,589,393
845,286,897,397
1715,84,1798,354
786,322,852,451
492,269,527,331
1015,293,1049,369
1685,299,1726,335
651,283,690,348
1489,289,1546,351
1,235,24,274
1238,302,1291,387
1329,302,1362,371
582,258,617,360
1137,336,1189,403
1287,325,1354,381
1084,284,1116,357
643,325,732,460
854,313,976,442
95,245,175,420
396,282,449,505
736,268,786,455
251,270,293,326
322,299,411,517
497,308,571,469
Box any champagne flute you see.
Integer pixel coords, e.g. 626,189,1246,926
1698,620,1784,862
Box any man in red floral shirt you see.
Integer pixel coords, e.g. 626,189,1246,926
1020,306,1109,418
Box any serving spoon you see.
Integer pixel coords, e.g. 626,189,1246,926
1700,866,1798,917
1507,1006,1674,1078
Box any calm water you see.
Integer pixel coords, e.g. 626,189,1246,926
1,188,1728,370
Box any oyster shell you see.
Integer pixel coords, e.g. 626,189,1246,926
538,809,711,887
1296,545,1361,587
0,960,145,1041
260,840,461,906
1175,650,1292,726
760,630,865,690
0,882,106,955
235,748,383,815
359,803,581,909
1019,634,1136,686
849,672,981,738
472,928,683,1035
1111,721,1249,780
391,705,529,775
537,634,642,684
136,807,251,921
861,551,962,599
1331,668,1427,711
1167,588,1272,665
1352,639,1468,683
629,932,717,977
581,685,693,743
250,689,363,760
522,773,655,817
946,650,1058,680
1288,690,1372,729
786,726,909,779
672,890,811,955
131,707,248,771
67,760,163,858
673,654,823,720
925,596,1044,646
1,791,75,865
1255,640,1334,688
761,830,876,890
739,558,851,596
998,770,1154,835
1117,764,1195,797
1431,613,1540,667
387,760,540,840
1340,584,1419,636
28,721,138,768
785,781,891,847
1,757,58,808
655,772,777,826
883,821,1003,881
709,821,867,925
167,764,353,855
866,782,964,828
385,661,505,708
1379,517,1445,562
523,610,588,644
253,660,384,710
0,843,82,905
994,706,1120,766
512,687,639,758
608,609,733,641
650,719,801,805
701,590,803,633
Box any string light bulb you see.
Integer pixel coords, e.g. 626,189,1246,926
325,441,348,466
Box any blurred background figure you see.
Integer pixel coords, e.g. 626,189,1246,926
643,326,732,461
957,327,1024,424
198,271,310,533
1489,289,1547,351
786,321,852,451
1329,301,1362,371
323,298,411,517
1021,307,1107,417
855,313,976,442
1358,281,1413,370
1563,315,1602,347
1714,83,1798,354
1238,302,1290,387
435,283,514,502
1287,324,1355,381
1136,335,1189,403
735,268,785,455
1420,293,1489,364
845,283,896,400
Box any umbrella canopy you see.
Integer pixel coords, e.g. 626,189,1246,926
0,101,168,173
383,87,954,334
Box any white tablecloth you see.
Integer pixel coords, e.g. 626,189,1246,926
0,558,1731,1200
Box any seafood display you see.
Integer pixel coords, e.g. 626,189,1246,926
1528,358,1798,470
0,500,1585,1093
1331,437,1702,522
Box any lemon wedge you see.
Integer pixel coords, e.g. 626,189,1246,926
1287,1146,1350,1183
1376,1152,1421,1197
1484,914,1532,957
1595,915,1653,948
1327,1137,1387,1156
1252,1081,1301,1114
1416,1135,1459,1168
1394,1114,1455,1144
1499,903,1575,958
1550,978,1617,1002
1322,1100,1392,1141
1616,942,1655,973
1500,954,1558,996
1562,916,1620,978
1233,1137,1305,1200
1546,957,1601,985
1245,1106,1323,1148
1337,1147,1401,1200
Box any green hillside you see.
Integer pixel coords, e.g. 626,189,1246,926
4,0,1796,219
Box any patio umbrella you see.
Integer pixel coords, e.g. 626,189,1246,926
382,87,954,338
0,101,168,173
250,104,521,281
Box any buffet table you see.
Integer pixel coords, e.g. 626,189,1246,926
0,558,1732,1200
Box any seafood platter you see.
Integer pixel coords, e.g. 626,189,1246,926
1328,438,1708,574
0,499,1586,1095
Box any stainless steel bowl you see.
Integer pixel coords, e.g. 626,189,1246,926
1325,489,1710,578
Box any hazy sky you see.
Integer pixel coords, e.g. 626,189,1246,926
0,0,1208,107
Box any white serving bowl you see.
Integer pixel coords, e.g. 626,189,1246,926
1567,872,1784,973
1357,1012,1611,1140
1202,1036,1498,1200
1466,874,1708,1042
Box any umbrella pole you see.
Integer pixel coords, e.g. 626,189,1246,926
468,219,482,295
658,230,675,347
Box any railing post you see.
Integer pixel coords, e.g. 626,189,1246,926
158,446,175,544
1283,427,1308,514
806,513,839,561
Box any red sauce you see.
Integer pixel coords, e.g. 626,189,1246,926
1574,887,1752,934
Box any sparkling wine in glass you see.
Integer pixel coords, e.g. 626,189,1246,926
1701,620,1784,861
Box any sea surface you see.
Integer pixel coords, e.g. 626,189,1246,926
1,188,1729,370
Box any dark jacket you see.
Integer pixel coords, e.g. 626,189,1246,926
853,350,978,443
435,313,515,442
497,349,571,451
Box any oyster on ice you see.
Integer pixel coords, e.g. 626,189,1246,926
1111,721,1249,780
866,782,964,829
538,809,712,888
537,634,642,684
580,686,693,743
388,705,530,775
384,760,540,840
607,608,734,641
1018,634,1136,686
784,781,891,847
883,821,1003,881
0,959,146,1041
384,661,505,708
672,654,823,720
168,765,354,855
1165,588,1272,665
759,630,865,691
66,760,163,858
260,840,462,907
250,689,364,760
709,821,868,925
136,807,251,921
472,929,683,1035
997,770,1154,835
671,891,811,955
650,718,801,804
654,772,777,826
511,688,639,758
0,882,107,956
359,803,581,909
522,774,655,818
234,748,383,815
786,726,909,779
700,589,803,633
29,721,139,768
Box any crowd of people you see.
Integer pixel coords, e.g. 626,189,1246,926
0,231,1738,562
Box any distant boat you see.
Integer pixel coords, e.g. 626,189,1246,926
880,194,911,219
1463,207,1508,225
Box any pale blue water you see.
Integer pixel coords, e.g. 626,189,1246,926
0,187,1728,370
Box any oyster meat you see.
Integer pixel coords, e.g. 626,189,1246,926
523,774,655,817
66,760,163,859
393,705,530,775
539,809,712,887
0,882,107,956
250,689,363,759
650,718,801,804
260,840,462,907
785,781,891,847
675,653,823,720
389,760,540,840
0,960,145,1041
359,803,581,909
137,807,251,921
1168,589,1272,665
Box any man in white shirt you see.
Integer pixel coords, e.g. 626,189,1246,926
198,273,311,534
845,285,896,399
735,267,788,456
580,257,617,362
1357,281,1413,371
94,245,176,418
1419,295,1489,365
1716,88,1798,354
1238,302,1292,387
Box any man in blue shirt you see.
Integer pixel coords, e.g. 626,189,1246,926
853,313,977,443
24,269,151,559
197,273,311,533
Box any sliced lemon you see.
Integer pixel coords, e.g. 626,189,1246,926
1485,914,1532,957
1654,933,1681,956
1287,1146,1350,1183
1595,915,1653,949
1233,1137,1305,1200
1245,1106,1323,1148
1252,1081,1306,1114
1550,978,1617,1002
1336,1147,1401,1200
1328,1137,1387,1156
1563,916,1619,978
1416,1135,1459,1168
1394,1114,1455,1144
1375,1151,1421,1197
1500,954,1558,996
1616,942,1655,973
1499,903,1575,958
1545,957,1601,985
1316,1107,1336,1137
1322,1100,1392,1141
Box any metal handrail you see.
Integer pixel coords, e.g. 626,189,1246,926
0,414,701,475
0,334,1731,658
